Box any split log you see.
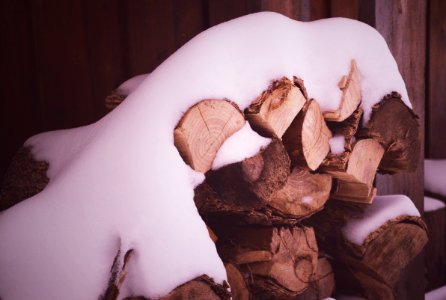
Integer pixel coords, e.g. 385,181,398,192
282,100,332,170
296,256,335,300
0,146,49,211
245,77,306,138
323,138,384,204
174,99,245,173
358,92,420,173
217,226,318,300
424,196,446,291
323,105,363,163
307,196,427,300
195,139,332,225
225,264,249,300
323,60,362,122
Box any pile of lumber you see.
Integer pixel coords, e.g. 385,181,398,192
0,60,427,299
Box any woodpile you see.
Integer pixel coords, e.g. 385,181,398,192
0,60,427,299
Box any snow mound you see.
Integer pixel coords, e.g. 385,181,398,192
117,74,149,96
424,196,445,212
342,195,420,245
329,135,346,155
425,159,446,197
426,285,446,300
0,12,411,299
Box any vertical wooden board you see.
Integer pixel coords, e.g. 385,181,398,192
123,0,176,75
427,0,446,158
370,1,426,299
329,0,359,19
172,0,207,48
83,0,127,119
0,0,43,182
29,0,95,131
425,206,446,291
259,0,301,20
208,0,259,26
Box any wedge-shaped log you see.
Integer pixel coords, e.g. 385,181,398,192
174,99,245,173
245,77,306,138
308,195,427,300
296,256,335,300
217,226,318,300
324,139,383,204
282,100,332,170
225,264,249,300
195,140,331,225
358,92,420,173
323,60,361,122
323,105,363,166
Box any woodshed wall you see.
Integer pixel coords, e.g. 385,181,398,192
0,0,443,298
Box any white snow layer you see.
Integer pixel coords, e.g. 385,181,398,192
212,123,271,170
342,195,420,245
117,74,149,96
329,135,346,155
425,159,446,197
0,12,411,300
424,196,446,212
426,285,446,300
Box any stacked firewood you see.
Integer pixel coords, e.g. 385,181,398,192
0,60,427,299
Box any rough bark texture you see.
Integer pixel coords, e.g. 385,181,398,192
424,205,446,291
282,100,332,170
174,99,245,173
245,77,306,138
296,256,335,300
358,92,420,174
0,146,49,211
307,203,427,300
216,226,318,300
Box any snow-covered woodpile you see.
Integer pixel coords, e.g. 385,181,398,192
0,12,428,300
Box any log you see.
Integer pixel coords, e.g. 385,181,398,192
195,139,331,225
0,146,49,211
296,256,335,300
174,99,245,173
424,196,446,291
323,105,363,163
217,226,318,300
225,264,249,300
323,60,362,122
105,90,126,111
307,196,427,300
323,138,384,204
245,77,306,138
358,92,420,173
282,100,332,170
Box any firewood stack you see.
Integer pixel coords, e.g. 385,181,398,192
0,60,427,300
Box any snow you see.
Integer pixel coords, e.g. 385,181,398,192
302,196,313,204
0,12,411,300
426,285,446,300
117,74,149,96
342,195,420,245
425,159,446,197
424,196,445,212
212,123,271,170
329,135,346,155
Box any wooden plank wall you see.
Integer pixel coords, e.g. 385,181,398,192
0,0,435,298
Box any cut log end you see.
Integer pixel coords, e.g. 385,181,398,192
245,77,306,138
174,99,245,173
359,92,420,174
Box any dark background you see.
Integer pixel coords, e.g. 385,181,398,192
0,0,444,299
